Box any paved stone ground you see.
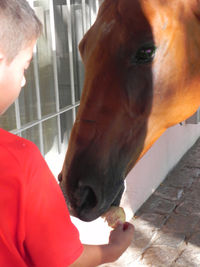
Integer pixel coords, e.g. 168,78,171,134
100,137,200,267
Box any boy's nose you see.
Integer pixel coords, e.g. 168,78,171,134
21,76,26,87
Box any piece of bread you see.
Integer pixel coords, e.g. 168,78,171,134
102,206,126,228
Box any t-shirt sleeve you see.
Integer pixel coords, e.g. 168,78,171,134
23,142,83,267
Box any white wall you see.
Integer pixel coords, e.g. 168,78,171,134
121,123,200,221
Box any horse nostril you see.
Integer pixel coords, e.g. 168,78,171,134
77,185,98,211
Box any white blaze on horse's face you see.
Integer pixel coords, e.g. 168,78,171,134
59,0,200,222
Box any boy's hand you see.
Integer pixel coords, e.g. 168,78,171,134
69,222,134,267
108,222,134,261
102,206,126,228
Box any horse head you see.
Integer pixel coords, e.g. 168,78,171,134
59,0,200,221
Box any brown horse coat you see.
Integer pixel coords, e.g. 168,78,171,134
59,0,200,221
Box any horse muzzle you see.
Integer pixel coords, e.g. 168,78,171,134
59,172,125,221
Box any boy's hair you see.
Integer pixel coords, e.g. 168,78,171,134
0,0,42,62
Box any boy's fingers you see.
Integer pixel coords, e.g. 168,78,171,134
123,222,130,231
123,222,134,231
114,221,134,231
114,221,124,228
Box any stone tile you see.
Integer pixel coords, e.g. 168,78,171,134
175,199,200,216
142,245,180,266
164,167,195,189
130,217,157,250
172,245,200,267
187,231,200,247
137,195,176,215
153,230,185,248
182,186,200,202
187,167,200,178
195,223,200,231
182,157,200,169
163,214,199,234
136,213,169,229
155,185,184,201
180,143,200,168
190,177,200,190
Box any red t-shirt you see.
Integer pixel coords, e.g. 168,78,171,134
0,128,83,267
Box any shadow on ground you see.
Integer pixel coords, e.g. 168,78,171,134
100,138,200,267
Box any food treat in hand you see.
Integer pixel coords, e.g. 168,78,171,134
102,206,126,228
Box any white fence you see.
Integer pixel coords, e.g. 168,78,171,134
0,0,100,166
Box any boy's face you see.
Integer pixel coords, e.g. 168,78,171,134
0,40,36,115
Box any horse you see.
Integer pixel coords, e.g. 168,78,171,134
59,0,200,222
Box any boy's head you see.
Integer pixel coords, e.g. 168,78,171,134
0,0,42,63
0,0,42,115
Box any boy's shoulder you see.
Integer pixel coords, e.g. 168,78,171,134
0,128,39,155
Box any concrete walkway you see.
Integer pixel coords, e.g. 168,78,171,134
101,137,200,267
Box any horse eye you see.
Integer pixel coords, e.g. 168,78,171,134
132,44,156,64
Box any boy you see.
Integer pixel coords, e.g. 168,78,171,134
0,0,134,266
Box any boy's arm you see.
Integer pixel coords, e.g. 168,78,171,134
70,222,134,267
